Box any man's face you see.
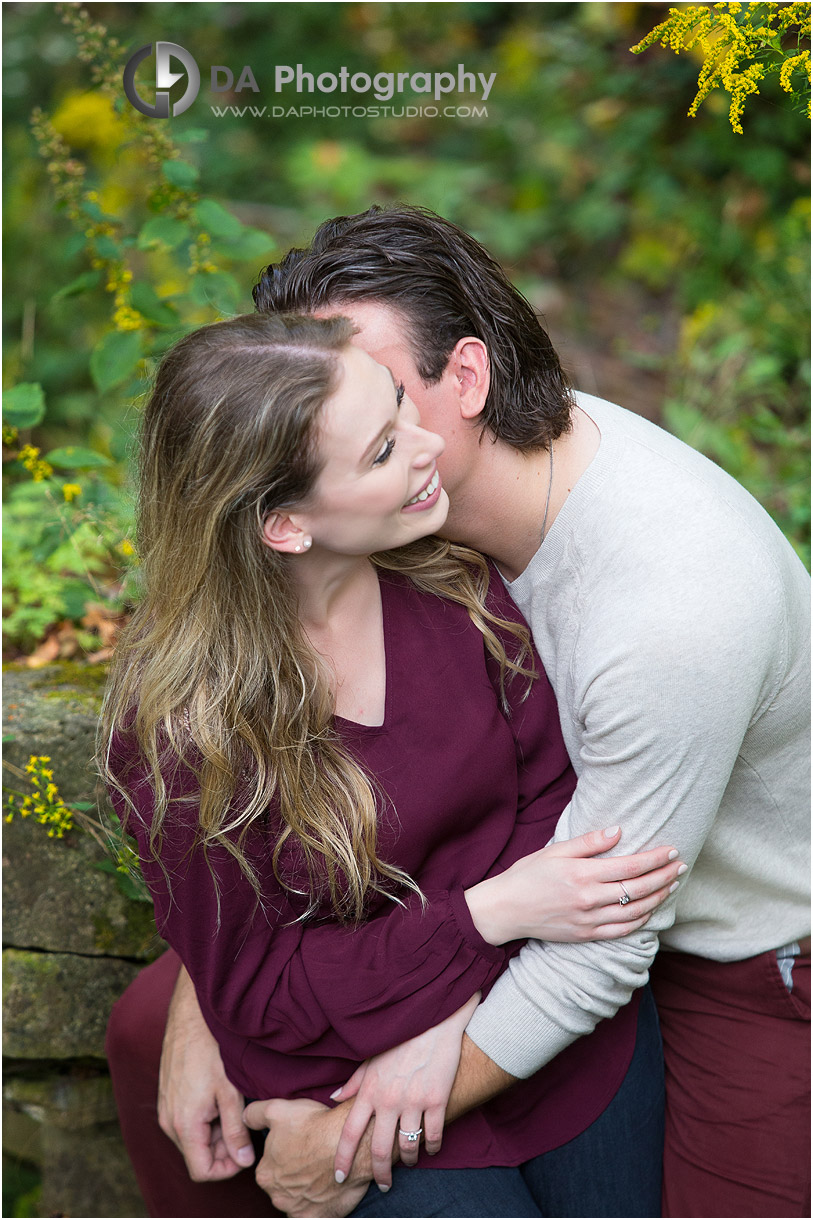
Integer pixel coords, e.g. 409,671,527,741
313,299,476,507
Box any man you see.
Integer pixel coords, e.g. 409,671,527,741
107,205,810,1218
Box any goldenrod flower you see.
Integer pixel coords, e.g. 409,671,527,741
632,2,811,132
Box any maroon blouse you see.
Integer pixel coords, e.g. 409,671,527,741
112,571,639,1168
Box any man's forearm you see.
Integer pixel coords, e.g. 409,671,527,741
446,1033,517,1121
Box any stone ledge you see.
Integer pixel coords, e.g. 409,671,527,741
3,948,143,1060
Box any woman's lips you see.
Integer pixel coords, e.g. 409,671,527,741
402,469,441,512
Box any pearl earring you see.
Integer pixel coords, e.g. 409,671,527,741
303,536,312,549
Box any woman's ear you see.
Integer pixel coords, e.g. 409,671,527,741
262,512,312,554
450,338,491,421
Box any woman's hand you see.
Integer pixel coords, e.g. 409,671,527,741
465,825,686,946
331,991,481,1191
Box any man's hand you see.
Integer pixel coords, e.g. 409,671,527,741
244,1097,370,1218
158,965,255,1181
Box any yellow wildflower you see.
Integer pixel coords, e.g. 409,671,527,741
51,90,125,154
62,483,82,503
113,306,143,332
119,539,136,557
780,50,811,94
19,445,54,481
632,1,811,132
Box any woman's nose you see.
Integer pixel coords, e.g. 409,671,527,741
411,426,445,467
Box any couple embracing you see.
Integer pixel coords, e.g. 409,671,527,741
103,206,810,1219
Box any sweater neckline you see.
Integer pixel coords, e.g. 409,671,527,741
506,394,622,595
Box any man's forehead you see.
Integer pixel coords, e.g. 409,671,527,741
316,300,412,356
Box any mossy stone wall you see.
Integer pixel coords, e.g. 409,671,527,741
3,663,164,1218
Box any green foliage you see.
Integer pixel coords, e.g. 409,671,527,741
3,474,136,652
3,383,46,429
89,330,143,393
3,6,280,657
2,1157,41,1218
2,1,809,664
663,199,810,565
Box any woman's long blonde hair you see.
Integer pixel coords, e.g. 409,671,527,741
100,313,533,922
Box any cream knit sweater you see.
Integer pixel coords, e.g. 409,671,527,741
466,392,811,1078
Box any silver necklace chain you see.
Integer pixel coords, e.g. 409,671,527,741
540,443,554,544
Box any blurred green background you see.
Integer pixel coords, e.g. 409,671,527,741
3,1,810,664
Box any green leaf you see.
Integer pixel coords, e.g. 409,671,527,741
137,216,191,251
162,159,200,188
116,871,152,902
216,228,276,261
3,383,46,428
175,127,210,144
93,235,121,260
80,198,116,223
71,801,95,811
129,282,179,327
190,271,240,313
65,233,87,258
51,270,103,302
3,734,16,744
44,446,114,470
60,579,93,619
194,198,243,239
90,331,143,394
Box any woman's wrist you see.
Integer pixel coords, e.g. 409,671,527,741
464,874,511,946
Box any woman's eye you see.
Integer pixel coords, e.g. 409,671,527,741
373,437,396,466
395,382,406,408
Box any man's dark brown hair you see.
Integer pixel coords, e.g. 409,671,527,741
253,204,573,451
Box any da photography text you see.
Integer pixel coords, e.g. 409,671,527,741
122,42,497,118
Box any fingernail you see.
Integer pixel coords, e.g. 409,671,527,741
677,863,688,875
329,1088,342,1100
604,825,620,838
335,1171,346,1184
236,1146,254,1166
668,848,679,860
378,1184,390,1193
669,881,680,893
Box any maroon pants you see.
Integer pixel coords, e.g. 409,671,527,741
106,949,275,1217
650,947,811,1219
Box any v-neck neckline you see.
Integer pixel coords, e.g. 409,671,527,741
332,573,392,734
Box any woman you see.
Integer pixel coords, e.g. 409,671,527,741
102,313,681,1217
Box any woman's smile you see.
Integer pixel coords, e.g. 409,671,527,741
403,469,442,511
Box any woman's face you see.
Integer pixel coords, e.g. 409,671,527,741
300,345,450,556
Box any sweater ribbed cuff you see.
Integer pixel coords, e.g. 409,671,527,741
465,972,580,1079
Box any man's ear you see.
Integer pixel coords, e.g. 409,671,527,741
449,337,490,421
262,511,311,554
